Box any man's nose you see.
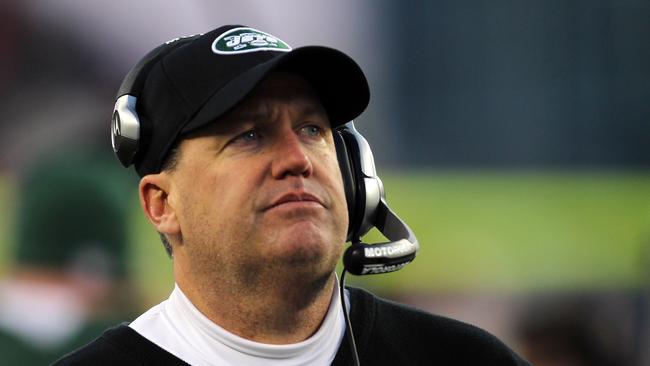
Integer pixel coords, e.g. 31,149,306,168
270,132,313,179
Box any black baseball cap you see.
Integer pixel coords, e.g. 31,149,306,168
113,24,370,177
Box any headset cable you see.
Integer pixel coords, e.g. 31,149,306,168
340,268,361,366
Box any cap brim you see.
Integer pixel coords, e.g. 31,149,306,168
182,46,370,135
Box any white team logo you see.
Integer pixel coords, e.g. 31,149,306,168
212,27,292,55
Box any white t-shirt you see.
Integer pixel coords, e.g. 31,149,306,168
130,281,346,366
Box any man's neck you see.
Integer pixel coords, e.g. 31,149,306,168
175,269,337,344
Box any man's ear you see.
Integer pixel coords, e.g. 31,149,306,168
139,173,180,236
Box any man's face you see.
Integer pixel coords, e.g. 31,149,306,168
167,72,348,288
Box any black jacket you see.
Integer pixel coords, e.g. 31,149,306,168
53,287,531,365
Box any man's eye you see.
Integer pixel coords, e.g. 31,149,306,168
233,130,259,143
300,125,323,138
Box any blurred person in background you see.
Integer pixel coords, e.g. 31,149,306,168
515,296,633,366
0,150,136,365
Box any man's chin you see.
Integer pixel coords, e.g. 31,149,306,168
267,238,328,265
251,220,345,274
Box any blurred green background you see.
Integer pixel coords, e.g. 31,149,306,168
2,170,648,304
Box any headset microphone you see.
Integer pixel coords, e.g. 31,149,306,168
343,199,418,275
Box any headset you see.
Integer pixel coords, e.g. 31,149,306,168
111,38,419,276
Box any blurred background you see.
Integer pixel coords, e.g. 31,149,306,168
0,0,648,365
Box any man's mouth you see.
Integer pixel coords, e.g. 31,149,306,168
266,192,324,211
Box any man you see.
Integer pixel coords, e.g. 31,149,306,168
54,25,530,365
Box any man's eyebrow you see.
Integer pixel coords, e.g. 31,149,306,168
222,110,263,124
299,105,328,118
224,103,328,125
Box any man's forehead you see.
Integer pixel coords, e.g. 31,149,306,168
244,72,324,106
184,72,330,139
221,72,329,124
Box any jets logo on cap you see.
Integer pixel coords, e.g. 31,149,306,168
212,27,292,55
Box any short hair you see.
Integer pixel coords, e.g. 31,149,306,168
160,143,181,173
159,232,173,257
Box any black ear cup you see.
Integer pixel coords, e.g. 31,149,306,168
332,129,365,241
333,131,357,241
334,126,368,242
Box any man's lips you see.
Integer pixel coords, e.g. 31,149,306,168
265,192,324,211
